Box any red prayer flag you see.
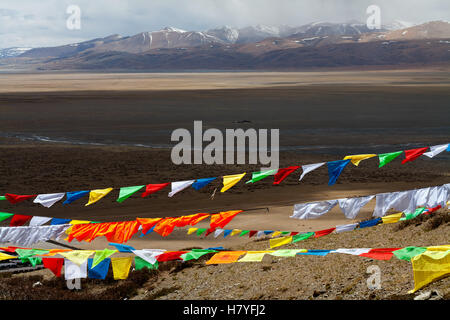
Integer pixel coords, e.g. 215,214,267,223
290,232,299,236
359,248,402,261
141,183,170,197
0,246,28,253
314,227,336,238
273,166,300,185
5,193,36,204
248,230,257,238
42,258,64,277
401,147,428,164
10,214,32,227
424,205,441,214
156,251,188,262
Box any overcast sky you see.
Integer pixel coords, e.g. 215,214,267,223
0,0,449,48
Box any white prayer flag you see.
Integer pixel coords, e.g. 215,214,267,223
423,144,449,158
299,163,325,181
337,195,375,219
64,259,87,280
29,216,52,226
168,180,195,197
291,200,338,219
33,193,66,208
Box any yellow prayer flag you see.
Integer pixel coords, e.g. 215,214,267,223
271,231,282,238
382,212,403,224
0,252,16,262
221,173,246,192
238,251,274,262
426,245,450,251
111,257,133,280
59,250,95,265
85,188,113,206
343,154,377,166
187,228,198,235
230,229,242,236
409,250,450,293
269,236,293,249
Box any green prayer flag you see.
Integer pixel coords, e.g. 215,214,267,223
134,256,158,270
401,207,426,221
280,231,290,236
15,249,49,266
239,230,250,237
245,169,277,184
393,247,427,261
196,228,207,236
117,185,145,203
92,249,117,268
292,232,314,243
378,151,403,168
0,212,14,222
180,249,216,261
0,196,6,201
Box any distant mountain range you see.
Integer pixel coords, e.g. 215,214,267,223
1,20,449,70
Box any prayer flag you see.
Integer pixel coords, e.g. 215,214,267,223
134,256,158,271
92,249,117,268
273,166,300,185
192,177,217,190
409,250,450,293
343,154,376,166
245,170,277,184
111,257,132,280
0,212,13,223
206,251,247,264
88,258,110,280
86,188,113,206
0,252,16,262
141,183,170,197
327,160,350,186
117,185,145,203
64,191,89,204
10,214,32,227
4,193,36,204
378,151,403,168
42,258,64,277
64,259,87,280
187,228,198,235
423,144,449,158
33,193,65,208
402,147,428,164
393,247,427,261
382,212,403,224
168,180,195,197
59,250,95,265
29,216,52,226
109,243,136,253
221,173,246,192
359,248,401,260
50,218,71,225
299,163,325,181
238,251,270,262
314,227,335,238
269,236,293,248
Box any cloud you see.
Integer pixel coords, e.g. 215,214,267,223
0,0,449,48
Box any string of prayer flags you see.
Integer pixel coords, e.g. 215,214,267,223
192,177,217,190
141,183,169,198
343,154,377,166
10,214,32,227
221,173,246,192
42,258,64,277
423,144,449,158
117,185,145,203
85,188,113,206
169,180,195,197
327,159,350,185
378,151,403,168
402,147,428,164
33,193,65,208
88,258,111,280
64,190,89,204
246,169,277,184
5,194,36,204
298,250,331,256
273,166,300,185
299,163,325,181
409,250,450,293
111,257,133,280
0,212,14,223
205,251,246,264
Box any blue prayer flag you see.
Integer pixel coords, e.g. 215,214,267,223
50,218,71,225
192,177,217,190
63,190,90,204
327,159,351,186
87,258,110,280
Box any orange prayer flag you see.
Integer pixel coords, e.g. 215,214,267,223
137,217,163,234
206,251,247,264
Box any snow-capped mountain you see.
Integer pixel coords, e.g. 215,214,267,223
383,20,416,31
0,47,32,58
206,26,239,43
